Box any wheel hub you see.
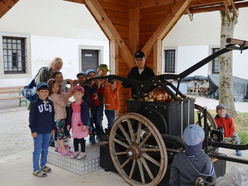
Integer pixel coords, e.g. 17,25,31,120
127,144,141,159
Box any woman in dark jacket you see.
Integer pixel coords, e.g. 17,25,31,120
35,57,63,84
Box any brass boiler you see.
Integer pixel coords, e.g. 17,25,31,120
150,87,172,102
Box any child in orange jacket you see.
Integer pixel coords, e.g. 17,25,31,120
214,104,242,156
103,80,121,134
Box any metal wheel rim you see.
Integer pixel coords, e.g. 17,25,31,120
109,113,167,186
194,104,217,129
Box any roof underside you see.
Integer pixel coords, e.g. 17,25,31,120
66,0,248,13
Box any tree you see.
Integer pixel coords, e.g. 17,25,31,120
219,8,238,117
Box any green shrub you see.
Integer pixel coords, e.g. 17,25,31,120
236,129,248,145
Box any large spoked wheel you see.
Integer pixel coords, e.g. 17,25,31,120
194,104,217,129
109,113,167,186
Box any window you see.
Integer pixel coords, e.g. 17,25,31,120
2,36,26,74
212,48,220,74
164,49,175,73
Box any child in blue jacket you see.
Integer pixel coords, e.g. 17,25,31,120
29,82,55,177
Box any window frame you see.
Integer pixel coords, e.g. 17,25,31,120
163,48,177,74
78,45,104,73
0,32,31,78
211,47,220,74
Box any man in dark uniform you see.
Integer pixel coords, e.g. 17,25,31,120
123,50,155,97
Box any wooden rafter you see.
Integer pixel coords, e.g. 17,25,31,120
65,0,85,4
0,0,19,19
140,0,174,9
186,8,193,21
142,0,192,58
189,0,248,14
84,0,134,69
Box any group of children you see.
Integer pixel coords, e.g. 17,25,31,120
29,62,243,184
29,64,121,177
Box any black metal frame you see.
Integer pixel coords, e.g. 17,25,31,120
85,40,248,165
86,43,248,101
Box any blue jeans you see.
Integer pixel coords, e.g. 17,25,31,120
105,110,116,129
95,104,104,136
33,133,51,172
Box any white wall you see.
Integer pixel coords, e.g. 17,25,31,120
0,0,109,87
163,8,248,79
0,0,107,40
177,46,209,76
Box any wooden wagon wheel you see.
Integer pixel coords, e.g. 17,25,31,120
194,104,217,129
109,113,167,186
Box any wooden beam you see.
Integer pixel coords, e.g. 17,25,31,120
186,8,193,21
189,1,248,14
140,0,174,9
84,0,134,69
65,0,85,4
109,40,119,74
129,7,140,55
0,0,19,19
142,0,192,58
153,40,162,75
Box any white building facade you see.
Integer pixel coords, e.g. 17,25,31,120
1,0,248,88
0,0,109,87
162,8,248,80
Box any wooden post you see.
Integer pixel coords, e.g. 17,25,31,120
129,7,140,55
109,40,119,74
153,40,162,75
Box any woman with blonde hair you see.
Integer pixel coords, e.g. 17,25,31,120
35,57,63,84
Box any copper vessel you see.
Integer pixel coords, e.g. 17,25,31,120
150,87,171,102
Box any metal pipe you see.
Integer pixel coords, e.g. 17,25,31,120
209,152,248,164
208,140,248,150
197,112,202,127
187,100,190,126
204,107,208,153
181,101,184,137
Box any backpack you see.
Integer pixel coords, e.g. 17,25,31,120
21,67,45,102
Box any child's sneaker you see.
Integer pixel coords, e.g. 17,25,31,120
89,135,96,144
236,150,242,156
64,144,70,149
76,152,86,160
33,170,47,177
40,165,52,173
58,149,73,156
70,152,79,159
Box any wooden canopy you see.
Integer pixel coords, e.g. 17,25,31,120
1,0,248,113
